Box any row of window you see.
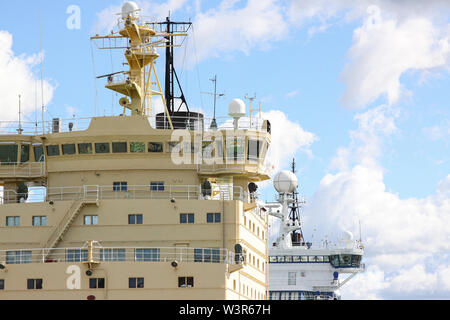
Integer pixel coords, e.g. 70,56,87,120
269,255,331,263
5,216,47,227
269,291,336,300
3,213,222,228
243,215,265,241
269,254,363,268
113,182,165,192
0,277,195,290
4,248,224,264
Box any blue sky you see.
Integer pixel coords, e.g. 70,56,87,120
1,0,450,299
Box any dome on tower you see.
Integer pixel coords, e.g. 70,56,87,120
273,170,298,194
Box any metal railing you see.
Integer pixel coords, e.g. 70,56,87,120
0,162,45,177
0,184,245,204
0,246,237,265
0,115,266,135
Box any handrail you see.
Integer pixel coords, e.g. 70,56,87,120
1,184,245,204
0,162,45,177
0,246,238,265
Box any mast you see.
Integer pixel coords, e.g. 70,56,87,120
159,16,192,115
289,158,305,246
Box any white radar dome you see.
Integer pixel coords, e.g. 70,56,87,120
273,170,298,194
228,99,246,118
122,1,140,19
342,231,354,241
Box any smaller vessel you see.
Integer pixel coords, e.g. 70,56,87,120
267,160,365,300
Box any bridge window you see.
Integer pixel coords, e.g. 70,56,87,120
33,144,44,162
248,139,263,161
95,143,110,154
0,143,18,164
46,145,60,156
20,144,30,163
130,142,145,153
78,143,93,154
226,137,245,161
148,142,163,153
62,144,76,155
112,142,127,153
215,139,224,159
166,141,180,153
0,280,4,290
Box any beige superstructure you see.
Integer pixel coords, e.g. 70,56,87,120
0,2,272,300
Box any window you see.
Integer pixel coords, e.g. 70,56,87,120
150,182,164,191
130,142,145,153
180,213,194,224
113,182,127,192
84,215,98,225
194,248,221,263
78,143,93,154
215,139,224,160
33,144,44,162
0,144,18,164
20,144,30,163
27,279,42,290
6,216,20,226
166,142,180,153
112,142,127,153
226,137,245,161
207,213,221,223
288,272,296,285
248,139,263,161
95,142,110,154
0,280,4,290
89,278,105,289
6,251,32,264
128,214,143,225
46,145,60,156
62,144,76,155
100,249,125,261
129,277,144,288
66,249,88,262
148,142,163,153
135,248,160,262
178,277,194,288
32,216,47,226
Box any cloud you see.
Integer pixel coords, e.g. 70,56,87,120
0,31,55,124
422,121,450,142
303,104,450,299
285,90,299,98
261,109,318,173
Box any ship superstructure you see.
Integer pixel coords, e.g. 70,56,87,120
267,162,365,300
0,2,272,300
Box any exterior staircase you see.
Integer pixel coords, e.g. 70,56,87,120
43,199,98,257
219,185,231,200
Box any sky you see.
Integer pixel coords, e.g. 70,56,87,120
0,0,449,299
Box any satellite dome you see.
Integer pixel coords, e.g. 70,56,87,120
273,170,298,194
228,99,246,118
122,1,140,19
342,230,354,241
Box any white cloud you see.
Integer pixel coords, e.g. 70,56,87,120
285,90,299,98
340,5,450,109
261,109,318,173
303,104,450,299
0,31,55,124
423,121,450,141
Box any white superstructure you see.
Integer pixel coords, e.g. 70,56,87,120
266,165,365,300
